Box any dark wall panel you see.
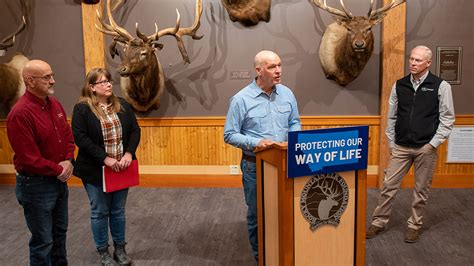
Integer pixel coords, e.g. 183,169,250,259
406,0,473,114
1,0,382,117
1,0,472,117
102,0,383,117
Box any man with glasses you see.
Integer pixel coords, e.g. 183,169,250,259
7,59,75,265
366,46,455,243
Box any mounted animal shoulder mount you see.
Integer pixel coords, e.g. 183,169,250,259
311,0,405,86
0,0,29,115
221,0,271,26
95,0,204,112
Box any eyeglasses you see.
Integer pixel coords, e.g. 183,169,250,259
93,79,114,86
31,74,54,81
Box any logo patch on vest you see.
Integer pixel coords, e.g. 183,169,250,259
420,87,434,92
300,173,349,230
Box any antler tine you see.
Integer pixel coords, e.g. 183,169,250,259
104,0,135,41
95,9,120,37
369,0,406,18
151,9,180,40
153,0,204,64
367,0,375,17
135,23,149,43
311,0,351,19
1,0,28,50
339,0,354,18
0,16,26,49
183,0,204,40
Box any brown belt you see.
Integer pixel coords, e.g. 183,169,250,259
242,153,256,163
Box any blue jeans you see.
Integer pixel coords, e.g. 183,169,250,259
15,174,69,266
83,182,129,249
241,159,258,261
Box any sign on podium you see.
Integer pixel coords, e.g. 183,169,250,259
256,126,369,266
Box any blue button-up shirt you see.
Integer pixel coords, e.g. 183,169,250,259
224,79,301,156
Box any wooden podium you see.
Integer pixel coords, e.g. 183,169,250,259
256,143,366,265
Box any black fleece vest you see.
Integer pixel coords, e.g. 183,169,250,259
394,72,443,147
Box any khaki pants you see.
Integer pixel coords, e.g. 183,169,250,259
371,143,438,230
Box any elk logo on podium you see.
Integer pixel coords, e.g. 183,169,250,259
300,173,349,230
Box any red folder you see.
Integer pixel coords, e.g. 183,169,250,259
102,160,139,193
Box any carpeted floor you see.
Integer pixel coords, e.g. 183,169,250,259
0,186,472,265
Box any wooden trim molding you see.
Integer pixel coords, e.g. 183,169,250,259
81,1,106,73
136,116,382,127
379,0,406,188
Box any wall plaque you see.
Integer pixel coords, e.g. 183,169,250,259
436,46,462,85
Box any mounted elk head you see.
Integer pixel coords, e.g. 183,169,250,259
0,0,27,53
0,53,29,114
311,0,405,86
0,0,29,115
221,0,271,26
95,0,203,112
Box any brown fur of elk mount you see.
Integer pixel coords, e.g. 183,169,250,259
221,0,271,26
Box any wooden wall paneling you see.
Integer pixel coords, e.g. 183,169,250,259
0,124,13,164
379,1,407,188
1,116,473,187
81,1,106,73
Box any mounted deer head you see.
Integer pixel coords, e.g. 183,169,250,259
95,0,203,112
221,0,271,26
0,0,28,52
311,0,405,86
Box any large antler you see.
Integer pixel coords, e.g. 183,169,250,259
0,0,28,50
144,0,204,64
311,0,353,19
368,0,406,19
95,0,135,43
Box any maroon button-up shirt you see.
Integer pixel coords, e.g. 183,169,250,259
7,90,75,177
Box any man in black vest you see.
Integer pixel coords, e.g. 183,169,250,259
366,46,455,243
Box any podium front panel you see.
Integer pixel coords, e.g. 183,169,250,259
262,162,280,266
293,171,356,265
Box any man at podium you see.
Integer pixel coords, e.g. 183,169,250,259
224,50,301,261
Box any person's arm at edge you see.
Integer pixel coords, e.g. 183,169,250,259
429,81,455,148
385,84,398,149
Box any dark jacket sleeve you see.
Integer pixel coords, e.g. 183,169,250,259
71,103,108,164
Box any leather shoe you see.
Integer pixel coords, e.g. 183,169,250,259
366,225,385,239
404,228,419,243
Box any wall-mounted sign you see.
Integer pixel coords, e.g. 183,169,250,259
287,126,369,178
436,46,462,85
446,126,474,163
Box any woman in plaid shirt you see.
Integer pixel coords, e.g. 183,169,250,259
72,68,140,266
